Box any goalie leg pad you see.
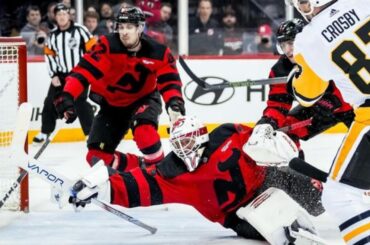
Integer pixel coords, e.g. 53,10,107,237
236,187,320,245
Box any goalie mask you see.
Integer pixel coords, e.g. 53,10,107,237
285,0,334,20
169,116,209,172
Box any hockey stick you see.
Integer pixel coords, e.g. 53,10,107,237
178,56,287,90
278,118,312,133
6,103,157,234
24,157,157,234
0,103,32,209
0,122,59,209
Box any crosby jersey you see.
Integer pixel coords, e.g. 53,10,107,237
292,0,370,108
64,33,183,107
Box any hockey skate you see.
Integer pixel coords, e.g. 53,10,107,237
284,214,329,245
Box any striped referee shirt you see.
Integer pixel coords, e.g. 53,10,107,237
44,22,96,77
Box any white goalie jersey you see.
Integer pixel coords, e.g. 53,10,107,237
291,0,370,108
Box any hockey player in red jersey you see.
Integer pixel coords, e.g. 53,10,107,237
54,6,185,166
68,116,324,243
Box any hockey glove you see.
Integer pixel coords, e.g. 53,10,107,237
334,109,355,128
69,161,111,211
54,92,77,124
243,124,299,166
166,98,185,124
313,94,341,120
308,93,342,132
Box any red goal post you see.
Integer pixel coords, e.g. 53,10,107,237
0,37,29,212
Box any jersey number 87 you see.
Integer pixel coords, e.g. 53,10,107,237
331,19,369,94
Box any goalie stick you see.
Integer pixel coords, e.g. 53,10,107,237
0,122,59,209
178,56,287,90
6,103,158,234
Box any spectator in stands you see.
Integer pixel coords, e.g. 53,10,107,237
20,5,46,56
61,0,72,8
146,2,173,46
112,0,134,16
256,23,275,53
69,7,76,22
136,0,162,26
99,2,114,21
97,2,114,36
84,11,99,37
189,0,222,55
220,6,243,55
41,2,57,33
86,5,98,13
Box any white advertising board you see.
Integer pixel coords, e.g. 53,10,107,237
27,58,276,131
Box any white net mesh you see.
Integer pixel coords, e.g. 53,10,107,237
0,41,24,211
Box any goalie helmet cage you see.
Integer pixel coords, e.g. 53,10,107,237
0,37,29,212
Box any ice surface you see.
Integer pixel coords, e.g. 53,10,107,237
0,135,346,244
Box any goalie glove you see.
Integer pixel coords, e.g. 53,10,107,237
243,124,299,166
54,92,77,124
166,98,185,124
69,161,111,211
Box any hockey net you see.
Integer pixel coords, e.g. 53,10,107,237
0,37,28,211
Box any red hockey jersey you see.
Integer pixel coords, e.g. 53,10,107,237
108,123,266,226
64,33,183,107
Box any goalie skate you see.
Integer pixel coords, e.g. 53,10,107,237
285,223,329,245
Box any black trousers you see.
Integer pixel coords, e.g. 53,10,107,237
41,75,94,136
87,91,162,153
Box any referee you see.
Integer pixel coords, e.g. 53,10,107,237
33,3,95,143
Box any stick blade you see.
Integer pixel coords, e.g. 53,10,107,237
10,102,32,164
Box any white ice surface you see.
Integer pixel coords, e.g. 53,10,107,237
0,135,346,245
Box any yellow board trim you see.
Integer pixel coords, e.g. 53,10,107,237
27,123,347,143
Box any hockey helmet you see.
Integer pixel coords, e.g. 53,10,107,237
116,6,146,25
169,116,209,172
285,0,334,19
276,18,305,43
